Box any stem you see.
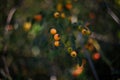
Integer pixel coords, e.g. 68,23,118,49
84,50,99,80
2,7,17,80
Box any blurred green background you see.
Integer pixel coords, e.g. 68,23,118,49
0,0,120,80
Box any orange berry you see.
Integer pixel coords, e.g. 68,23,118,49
54,12,60,18
70,51,77,57
50,28,57,35
72,67,83,77
93,53,100,60
54,41,60,47
54,34,60,41
72,63,84,77
34,14,42,21
65,3,72,10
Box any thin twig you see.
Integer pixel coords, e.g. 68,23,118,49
84,50,99,80
2,7,17,80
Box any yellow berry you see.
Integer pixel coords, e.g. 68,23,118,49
81,29,87,35
23,22,31,31
70,51,77,57
57,3,63,12
61,13,66,18
87,30,91,35
54,12,60,18
67,47,73,52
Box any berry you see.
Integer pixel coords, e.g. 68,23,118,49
61,13,66,18
50,28,57,35
54,34,60,41
54,12,60,18
34,14,42,21
70,51,77,57
65,3,72,10
81,29,87,35
23,22,31,31
93,53,100,60
67,47,73,52
57,3,63,12
54,41,60,47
